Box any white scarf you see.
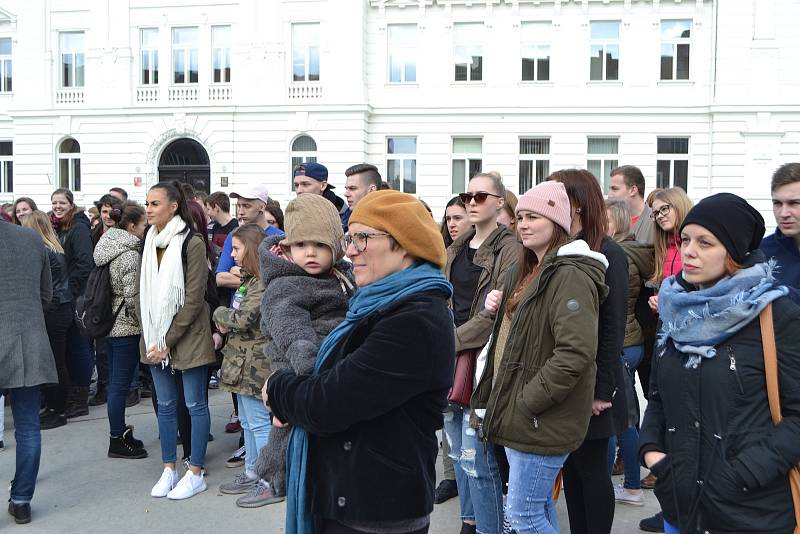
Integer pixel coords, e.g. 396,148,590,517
140,215,188,367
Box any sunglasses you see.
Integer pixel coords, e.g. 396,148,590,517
459,192,502,205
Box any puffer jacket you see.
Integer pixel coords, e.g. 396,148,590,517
445,226,520,352
94,228,142,337
474,240,609,455
213,274,268,398
619,235,654,348
640,293,800,534
254,235,355,495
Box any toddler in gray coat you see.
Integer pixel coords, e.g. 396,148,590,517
237,193,354,508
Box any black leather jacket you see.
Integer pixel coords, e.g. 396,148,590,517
46,248,72,307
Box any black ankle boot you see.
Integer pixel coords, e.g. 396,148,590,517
40,409,67,430
65,386,89,418
8,501,31,524
108,428,148,459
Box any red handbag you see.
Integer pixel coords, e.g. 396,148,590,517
448,349,476,406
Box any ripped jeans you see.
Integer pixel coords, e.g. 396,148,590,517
443,405,504,534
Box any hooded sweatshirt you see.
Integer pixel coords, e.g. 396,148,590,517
93,227,142,337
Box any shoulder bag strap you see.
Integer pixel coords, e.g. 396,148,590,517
760,302,800,534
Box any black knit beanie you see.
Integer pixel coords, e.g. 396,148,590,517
680,193,765,264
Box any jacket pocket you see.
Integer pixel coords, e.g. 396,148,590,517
220,349,246,387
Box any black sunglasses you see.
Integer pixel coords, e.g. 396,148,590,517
459,192,502,205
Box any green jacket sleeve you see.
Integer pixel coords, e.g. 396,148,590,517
213,279,264,332
519,265,600,415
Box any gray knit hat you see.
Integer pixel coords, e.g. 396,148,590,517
279,194,344,262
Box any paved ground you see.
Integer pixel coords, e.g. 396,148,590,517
1,389,658,532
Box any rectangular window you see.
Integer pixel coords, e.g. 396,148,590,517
660,20,691,80
656,137,689,190
0,38,11,92
521,22,551,82
140,28,159,85
0,141,11,192
519,137,550,191
172,27,198,84
387,137,417,194
589,21,619,81
454,22,483,82
451,138,482,194
388,24,417,83
60,32,85,88
587,137,619,193
212,26,231,83
292,23,320,82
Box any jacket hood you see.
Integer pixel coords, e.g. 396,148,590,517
620,235,655,280
547,239,609,301
93,228,141,266
259,235,353,287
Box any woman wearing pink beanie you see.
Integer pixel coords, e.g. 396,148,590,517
472,181,609,534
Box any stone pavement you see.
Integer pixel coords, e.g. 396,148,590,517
1,389,658,533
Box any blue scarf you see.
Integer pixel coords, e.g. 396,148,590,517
284,262,453,534
657,260,788,368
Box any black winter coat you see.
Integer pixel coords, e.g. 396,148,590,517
639,295,800,533
56,213,94,299
267,290,455,524
585,236,629,440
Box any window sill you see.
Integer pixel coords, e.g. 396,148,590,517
0,92,12,96
450,81,486,88
385,82,419,88
657,80,694,86
586,81,623,87
519,81,554,87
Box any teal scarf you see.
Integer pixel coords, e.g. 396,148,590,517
284,262,453,534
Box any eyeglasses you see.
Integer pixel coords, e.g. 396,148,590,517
459,192,502,205
344,231,391,253
650,204,673,220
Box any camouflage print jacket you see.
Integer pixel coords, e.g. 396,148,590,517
213,274,269,398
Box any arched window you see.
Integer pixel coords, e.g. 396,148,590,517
58,138,81,191
290,134,317,185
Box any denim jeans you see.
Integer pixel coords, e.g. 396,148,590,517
504,447,568,534
443,406,504,534
0,394,4,443
607,344,644,489
149,364,210,467
4,387,42,503
94,336,109,387
237,394,272,476
66,316,93,386
106,336,141,436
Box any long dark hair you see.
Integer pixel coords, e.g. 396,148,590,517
148,181,194,235
265,199,285,231
187,199,214,262
112,201,146,232
50,188,82,231
12,197,38,225
548,169,607,252
440,195,466,247
505,224,570,318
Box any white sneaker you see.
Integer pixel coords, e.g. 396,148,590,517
614,485,644,506
167,469,207,500
151,467,178,498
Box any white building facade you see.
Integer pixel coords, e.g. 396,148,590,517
0,0,797,220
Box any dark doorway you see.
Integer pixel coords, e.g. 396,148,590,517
158,138,210,193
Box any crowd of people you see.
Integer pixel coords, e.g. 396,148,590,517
2,159,800,534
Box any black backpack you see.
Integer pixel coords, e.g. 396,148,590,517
75,263,124,338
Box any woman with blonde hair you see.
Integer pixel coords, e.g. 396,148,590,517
22,210,74,429
648,187,693,312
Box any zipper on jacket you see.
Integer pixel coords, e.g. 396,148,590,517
728,347,744,395
532,417,539,429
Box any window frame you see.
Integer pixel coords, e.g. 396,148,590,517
291,22,320,83
386,136,417,194
60,31,85,88
387,23,417,84
660,19,692,81
211,25,231,84
520,21,551,82
0,141,11,193
57,138,81,192
453,22,483,83
140,28,159,86
451,137,483,194
171,26,199,85
586,136,619,194
656,137,690,190
0,38,12,93
290,134,318,189
589,21,620,82
519,137,551,191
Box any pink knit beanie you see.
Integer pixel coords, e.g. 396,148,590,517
515,181,572,234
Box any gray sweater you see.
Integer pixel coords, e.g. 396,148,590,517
254,235,354,495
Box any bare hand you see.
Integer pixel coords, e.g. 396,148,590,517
648,295,659,313
212,333,224,350
261,380,269,408
230,265,242,278
591,399,613,416
644,451,667,469
146,345,170,363
272,416,289,428
485,290,503,315
216,324,231,335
